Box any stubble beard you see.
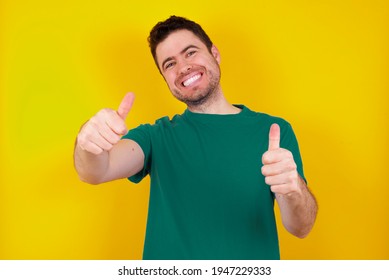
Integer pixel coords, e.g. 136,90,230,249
172,66,221,109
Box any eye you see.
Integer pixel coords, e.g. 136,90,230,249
164,61,175,70
186,50,196,57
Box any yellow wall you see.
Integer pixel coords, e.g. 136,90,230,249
1,0,388,259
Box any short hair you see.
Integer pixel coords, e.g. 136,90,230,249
148,16,213,67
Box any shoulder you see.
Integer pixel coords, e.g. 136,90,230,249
241,105,291,128
149,113,186,131
154,113,182,125
127,113,185,136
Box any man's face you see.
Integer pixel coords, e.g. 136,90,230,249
155,29,221,107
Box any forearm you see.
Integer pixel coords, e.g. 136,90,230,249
73,92,139,185
73,141,110,185
276,176,318,238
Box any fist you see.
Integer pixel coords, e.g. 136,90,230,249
261,124,300,196
77,92,135,155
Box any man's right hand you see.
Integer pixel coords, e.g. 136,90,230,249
77,92,135,155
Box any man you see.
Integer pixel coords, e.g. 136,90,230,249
74,16,317,260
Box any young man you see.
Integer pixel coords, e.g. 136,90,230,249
74,16,317,260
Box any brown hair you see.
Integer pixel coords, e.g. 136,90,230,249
148,16,213,67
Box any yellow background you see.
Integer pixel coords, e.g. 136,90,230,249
1,0,388,259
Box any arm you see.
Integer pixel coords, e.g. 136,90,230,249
74,93,144,185
261,124,318,238
74,138,144,184
274,176,317,238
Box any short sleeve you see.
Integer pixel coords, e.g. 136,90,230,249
122,124,152,183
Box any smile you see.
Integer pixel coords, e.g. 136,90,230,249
182,73,202,87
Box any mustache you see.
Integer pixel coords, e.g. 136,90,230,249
176,66,205,81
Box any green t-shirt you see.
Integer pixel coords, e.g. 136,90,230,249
123,105,305,260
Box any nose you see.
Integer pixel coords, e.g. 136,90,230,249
179,62,192,74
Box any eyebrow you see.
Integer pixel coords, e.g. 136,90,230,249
161,45,200,69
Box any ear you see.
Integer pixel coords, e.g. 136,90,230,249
211,45,221,64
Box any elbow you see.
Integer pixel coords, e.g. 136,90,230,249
289,226,312,239
285,224,314,239
78,174,105,185
282,209,318,239
75,166,107,185
293,230,310,239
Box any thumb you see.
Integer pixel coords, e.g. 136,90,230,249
117,92,135,120
268,123,280,151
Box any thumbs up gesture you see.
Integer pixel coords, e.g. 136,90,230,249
261,124,301,196
77,92,135,155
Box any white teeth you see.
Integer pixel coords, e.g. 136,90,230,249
183,74,201,87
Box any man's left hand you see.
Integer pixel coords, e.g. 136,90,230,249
261,123,302,196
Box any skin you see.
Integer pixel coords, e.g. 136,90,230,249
74,29,317,238
156,30,241,114
262,124,317,238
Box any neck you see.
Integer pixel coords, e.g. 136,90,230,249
186,88,241,115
